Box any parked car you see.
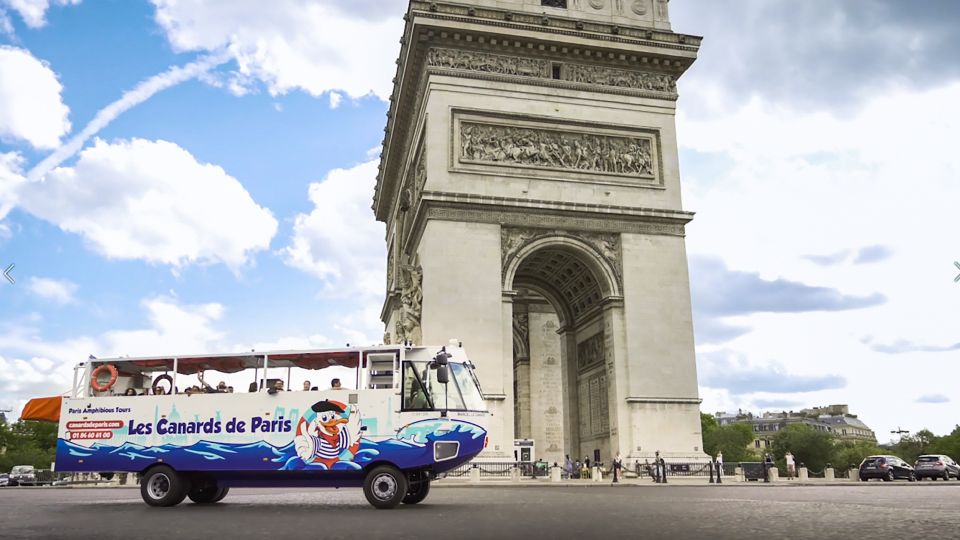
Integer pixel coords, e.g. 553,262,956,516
914,455,960,481
8,465,37,486
0,473,9,487
859,455,915,482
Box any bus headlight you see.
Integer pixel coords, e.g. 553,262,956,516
434,441,459,462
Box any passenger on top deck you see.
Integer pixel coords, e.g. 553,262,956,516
330,378,343,391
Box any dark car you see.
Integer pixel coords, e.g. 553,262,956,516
859,455,915,482
914,454,960,481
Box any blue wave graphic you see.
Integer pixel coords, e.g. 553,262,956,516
57,419,485,474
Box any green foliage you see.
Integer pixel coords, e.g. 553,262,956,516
771,424,835,471
701,414,756,463
893,429,937,464
831,440,885,470
0,420,58,473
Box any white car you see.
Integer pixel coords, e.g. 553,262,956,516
0,473,9,487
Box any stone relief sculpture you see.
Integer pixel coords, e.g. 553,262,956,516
395,261,423,344
577,333,605,370
513,312,530,359
461,122,655,177
655,0,669,20
564,63,676,92
630,0,647,15
427,48,549,78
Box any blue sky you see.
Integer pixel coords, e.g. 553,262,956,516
1,0,959,442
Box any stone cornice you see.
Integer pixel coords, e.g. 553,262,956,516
402,191,693,258
374,0,702,223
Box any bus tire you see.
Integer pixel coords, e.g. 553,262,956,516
402,479,430,505
363,465,408,509
188,481,228,504
140,465,189,507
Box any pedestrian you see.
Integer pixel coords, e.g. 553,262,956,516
564,454,573,479
785,451,796,480
645,459,653,481
716,451,724,477
574,459,581,479
654,450,662,483
612,452,623,483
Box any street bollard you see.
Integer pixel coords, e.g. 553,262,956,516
849,469,859,481
511,466,521,483
592,465,602,482
551,465,561,483
734,466,743,482
768,467,779,482
709,461,715,484
798,467,809,481
825,467,835,481
470,465,481,484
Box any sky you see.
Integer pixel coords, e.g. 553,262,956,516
0,0,958,443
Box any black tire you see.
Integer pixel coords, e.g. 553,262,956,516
908,472,916,482
402,479,431,505
363,465,408,509
884,470,895,482
859,475,867,482
187,479,228,504
943,471,950,481
932,476,938,481
140,465,189,507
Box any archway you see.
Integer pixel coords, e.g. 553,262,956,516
504,236,624,466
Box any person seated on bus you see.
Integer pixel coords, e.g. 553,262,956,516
267,380,285,395
330,378,343,390
302,380,312,391
226,386,234,393
216,381,228,393
123,388,137,396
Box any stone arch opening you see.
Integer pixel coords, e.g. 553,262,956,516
506,237,622,466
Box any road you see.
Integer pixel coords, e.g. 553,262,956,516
1,484,958,540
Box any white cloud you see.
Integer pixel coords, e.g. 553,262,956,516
0,151,25,221
27,276,77,304
1,0,80,29
150,0,405,100
18,138,278,269
283,158,385,298
0,46,71,149
681,82,960,437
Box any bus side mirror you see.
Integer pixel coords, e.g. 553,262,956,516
436,364,450,385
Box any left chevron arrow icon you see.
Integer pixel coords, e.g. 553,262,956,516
3,263,13,284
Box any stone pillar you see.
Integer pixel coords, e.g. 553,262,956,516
849,469,859,481
798,467,809,481
550,465,561,483
734,466,744,482
768,467,780,482
470,466,481,484
592,466,602,482
510,466,521,483
825,468,835,481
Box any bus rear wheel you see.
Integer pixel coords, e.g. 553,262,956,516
140,465,189,507
402,479,431,505
188,478,229,504
363,465,408,509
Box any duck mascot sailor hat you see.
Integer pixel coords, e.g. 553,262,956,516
294,400,362,468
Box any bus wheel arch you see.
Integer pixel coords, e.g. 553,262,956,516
139,464,190,507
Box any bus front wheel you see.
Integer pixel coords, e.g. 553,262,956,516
363,465,408,509
402,479,431,505
140,465,189,507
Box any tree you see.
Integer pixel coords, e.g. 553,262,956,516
771,424,834,471
893,429,937,464
928,425,960,460
831,440,884,470
701,414,755,463
0,420,58,472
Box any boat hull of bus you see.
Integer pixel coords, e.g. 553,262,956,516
55,391,488,481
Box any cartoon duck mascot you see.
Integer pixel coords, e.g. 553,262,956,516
295,400,363,468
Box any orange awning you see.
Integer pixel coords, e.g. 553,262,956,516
21,396,63,423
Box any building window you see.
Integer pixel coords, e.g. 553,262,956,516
551,63,562,80
755,440,760,449
764,440,770,448
542,0,568,8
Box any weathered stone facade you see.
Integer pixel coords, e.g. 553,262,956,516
376,0,706,463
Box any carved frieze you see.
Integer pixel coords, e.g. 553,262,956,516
461,122,655,178
564,63,676,93
577,332,605,371
427,47,549,78
513,312,530,359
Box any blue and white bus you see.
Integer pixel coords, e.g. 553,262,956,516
53,344,489,508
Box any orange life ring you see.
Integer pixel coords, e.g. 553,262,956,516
90,364,119,392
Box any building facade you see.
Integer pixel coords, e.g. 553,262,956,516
716,405,878,452
375,0,706,464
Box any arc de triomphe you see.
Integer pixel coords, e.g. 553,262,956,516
375,0,706,464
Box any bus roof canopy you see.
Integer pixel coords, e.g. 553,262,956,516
89,346,404,375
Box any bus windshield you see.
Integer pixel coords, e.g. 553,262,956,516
402,361,485,412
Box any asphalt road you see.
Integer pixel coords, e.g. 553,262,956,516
1,484,958,540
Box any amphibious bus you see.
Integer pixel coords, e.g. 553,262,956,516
37,343,489,508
